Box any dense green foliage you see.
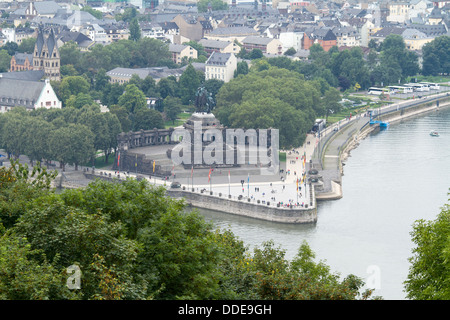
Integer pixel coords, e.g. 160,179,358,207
215,67,327,148
197,0,228,12
404,198,450,300
0,106,121,169
0,166,379,300
422,36,450,76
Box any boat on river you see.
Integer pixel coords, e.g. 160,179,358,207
430,130,439,137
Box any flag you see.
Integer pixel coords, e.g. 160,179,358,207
191,165,194,178
117,152,120,167
135,154,137,167
208,167,212,182
228,170,231,183
152,160,155,173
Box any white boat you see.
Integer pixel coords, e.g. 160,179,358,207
430,130,439,137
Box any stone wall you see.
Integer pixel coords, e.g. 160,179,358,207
167,189,317,224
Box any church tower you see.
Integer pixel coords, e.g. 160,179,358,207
33,27,60,81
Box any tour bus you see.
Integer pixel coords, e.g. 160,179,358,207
405,83,429,92
420,82,440,90
388,86,414,94
368,87,389,95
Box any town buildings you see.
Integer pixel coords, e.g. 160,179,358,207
0,0,448,109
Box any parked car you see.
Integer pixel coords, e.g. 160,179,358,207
171,181,181,188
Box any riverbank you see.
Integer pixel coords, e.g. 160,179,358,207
329,94,450,199
48,92,450,224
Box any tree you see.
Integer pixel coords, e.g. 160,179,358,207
404,200,450,300
65,92,95,109
422,36,450,76
203,79,224,99
81,6,103,19
197,0,228,12
49,123,95,171
157,77,178,99
133,108,164,131
1,42,18,56
0,234,79,300
215,67,321,148
164,96,182,124
94,68,111,92
17,38,36,54
0,170,381,300
102,83,124,106
322,87,342,122
59,76,90,105
249,48,263,60
0,109,29,158
109,104,132,132
0,49,11,72
59,41,82,69
137,38,171,67
118,84,146,114
234,61,249,77
178,64,201,105
284,47,297,56
23,117,55,165
103,112,122,163
379,35,419,80
129,18,141,42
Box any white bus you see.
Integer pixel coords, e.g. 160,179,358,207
388,86,414,94
404,83,429,92
368,87,389,95
420,82,440,90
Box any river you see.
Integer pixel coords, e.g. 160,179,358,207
195,106,450,300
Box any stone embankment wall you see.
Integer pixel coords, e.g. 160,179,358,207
167,189,317,224
339,95,450,171
78,172,318,224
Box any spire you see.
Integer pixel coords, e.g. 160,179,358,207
47,28,56,57
35,24,44,57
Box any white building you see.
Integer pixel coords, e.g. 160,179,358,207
205,52,237,83
0,77,61,113
387,1,411,24
279,32,304,52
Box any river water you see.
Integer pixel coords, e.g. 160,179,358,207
195,107,450,300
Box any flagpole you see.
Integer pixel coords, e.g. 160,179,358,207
208,167,212,193
153,160,156,185
228,170,231,197
247,174,249,199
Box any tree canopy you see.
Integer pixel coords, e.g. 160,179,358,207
422,35,450,76
404,198,450,300
0,167,379,300
215,66,322,148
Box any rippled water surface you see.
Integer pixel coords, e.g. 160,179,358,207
196,107,450,300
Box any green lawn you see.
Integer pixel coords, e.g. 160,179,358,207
82,153,116,169
165,111,192,128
